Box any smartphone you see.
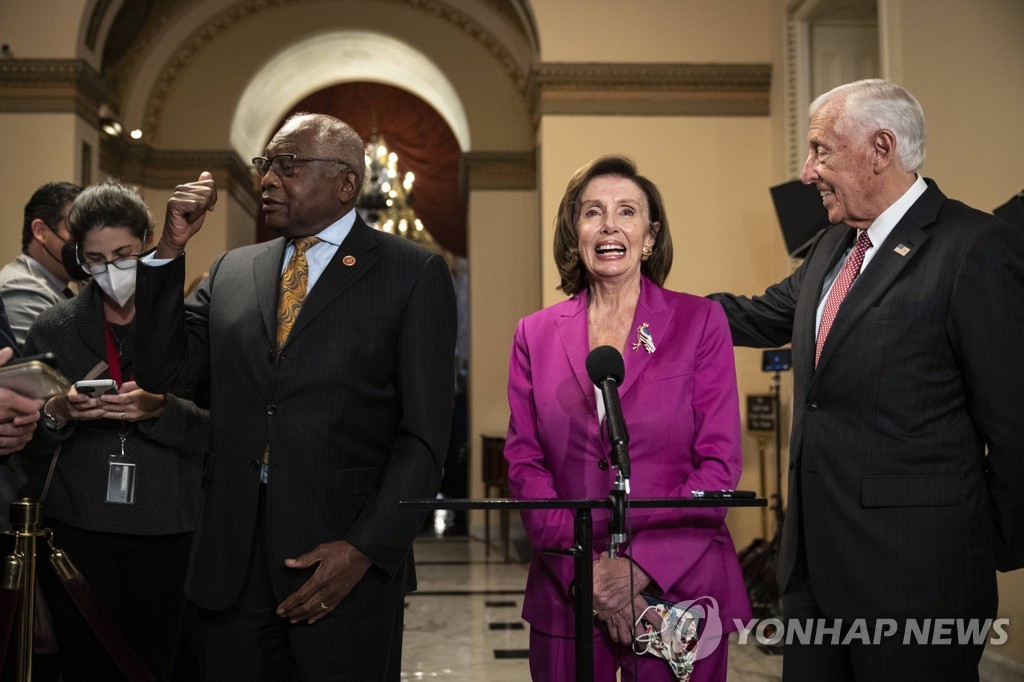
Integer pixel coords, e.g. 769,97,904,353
75,379,119,396
691,490,757,499
0,354,69,399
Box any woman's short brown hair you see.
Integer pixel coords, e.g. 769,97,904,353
553,155,673,295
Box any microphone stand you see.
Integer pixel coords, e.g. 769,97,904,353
606,468,627,558
771,367,784,532
601,381,630,558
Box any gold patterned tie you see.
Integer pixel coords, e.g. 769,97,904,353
276,236,320,349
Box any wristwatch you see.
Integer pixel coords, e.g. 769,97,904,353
42,407,66,431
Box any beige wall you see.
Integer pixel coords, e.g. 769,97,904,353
467,189,540,504
0,0,90,60
532,0,771,62
884,0,1024,212
0,113,93,266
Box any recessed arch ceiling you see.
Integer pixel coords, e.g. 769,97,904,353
230,30,471,157
94,0,538,145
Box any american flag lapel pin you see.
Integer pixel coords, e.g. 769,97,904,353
631,322,656,354
893,244,911,256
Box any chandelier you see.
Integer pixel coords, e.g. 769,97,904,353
357,133,442,251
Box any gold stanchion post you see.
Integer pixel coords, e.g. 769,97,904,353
5,498,44,682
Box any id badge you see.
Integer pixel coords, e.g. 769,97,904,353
106,460,136,504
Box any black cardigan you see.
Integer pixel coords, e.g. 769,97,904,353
22,282,208,535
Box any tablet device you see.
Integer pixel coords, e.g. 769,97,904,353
0,354,69,399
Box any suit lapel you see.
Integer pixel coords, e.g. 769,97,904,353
795,226,853,382
619,278,672,399
555,292,597,415
813,185,942,375
254,238,286,347
281,218,380,349
552,278,673,413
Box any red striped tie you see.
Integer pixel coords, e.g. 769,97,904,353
815,230,872,366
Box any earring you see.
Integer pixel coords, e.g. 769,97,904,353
641,245,653,262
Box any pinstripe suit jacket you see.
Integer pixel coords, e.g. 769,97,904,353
710,180,1024,621
135,217,457,612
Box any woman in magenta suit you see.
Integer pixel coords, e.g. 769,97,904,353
504,156,751,681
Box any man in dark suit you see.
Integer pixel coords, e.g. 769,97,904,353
710,80,1024,680
135,113,456,680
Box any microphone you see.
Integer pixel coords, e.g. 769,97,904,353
585,345,630,479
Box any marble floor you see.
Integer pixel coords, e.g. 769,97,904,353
401,512,784,681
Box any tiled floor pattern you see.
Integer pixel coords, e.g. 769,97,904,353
402,529,784,681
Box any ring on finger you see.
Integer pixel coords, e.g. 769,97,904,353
320,602,329,611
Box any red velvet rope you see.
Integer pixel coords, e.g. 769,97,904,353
56,572,155,681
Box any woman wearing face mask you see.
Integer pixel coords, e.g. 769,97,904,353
23,179,208,682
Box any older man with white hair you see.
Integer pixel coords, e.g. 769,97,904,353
710,79,1024,681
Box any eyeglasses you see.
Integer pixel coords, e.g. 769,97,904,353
251,154,353,178
80,254,142,275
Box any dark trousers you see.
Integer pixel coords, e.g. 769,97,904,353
196,487,405,681
37,518,192,682
782,554,985,682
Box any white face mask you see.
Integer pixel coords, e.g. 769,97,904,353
94,266,137,307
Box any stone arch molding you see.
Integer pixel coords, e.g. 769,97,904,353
230,30,471,158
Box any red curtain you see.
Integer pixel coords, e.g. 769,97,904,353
254,82,466,257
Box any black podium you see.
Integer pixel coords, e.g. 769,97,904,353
401,496,765,681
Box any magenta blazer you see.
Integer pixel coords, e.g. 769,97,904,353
504,277,752,637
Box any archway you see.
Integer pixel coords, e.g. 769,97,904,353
228,30,471,159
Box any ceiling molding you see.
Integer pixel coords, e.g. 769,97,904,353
99,137,258,217
529,62,772,117
0,59,114,119
460,151,536,191
100,0,530,141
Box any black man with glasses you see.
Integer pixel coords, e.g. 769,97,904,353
135,112,457,681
